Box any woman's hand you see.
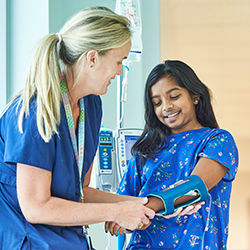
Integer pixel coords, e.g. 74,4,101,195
112,197,155,231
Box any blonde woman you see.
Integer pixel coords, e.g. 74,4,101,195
0,6,155,250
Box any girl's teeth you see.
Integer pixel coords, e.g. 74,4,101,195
168,112,179,118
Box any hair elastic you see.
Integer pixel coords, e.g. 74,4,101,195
56,33,64,72
56,32,62,44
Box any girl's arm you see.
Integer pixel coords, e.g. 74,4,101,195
106,157,227,236
146,157,228,212
190,157,228,189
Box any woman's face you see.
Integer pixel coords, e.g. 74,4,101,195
85,40,131,95
150,76,202,134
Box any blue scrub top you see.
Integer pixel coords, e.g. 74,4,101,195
0,95,102,250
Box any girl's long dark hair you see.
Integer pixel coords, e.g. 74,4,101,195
132,60,219,162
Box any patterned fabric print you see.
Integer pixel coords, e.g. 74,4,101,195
77,98,85,193
64,104,74,128
117,128,238,249
60,80,78,160
79,105,85,122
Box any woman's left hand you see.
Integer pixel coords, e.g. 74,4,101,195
158,201,205,219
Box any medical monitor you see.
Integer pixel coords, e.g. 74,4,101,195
124,135,140,166
116,128,143,180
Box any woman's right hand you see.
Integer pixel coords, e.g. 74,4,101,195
111,197,155,231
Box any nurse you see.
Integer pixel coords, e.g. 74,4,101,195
0,6,155,250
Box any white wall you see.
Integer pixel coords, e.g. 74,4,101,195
7,0,49,101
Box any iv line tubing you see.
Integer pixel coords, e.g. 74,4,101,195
117,75,121,129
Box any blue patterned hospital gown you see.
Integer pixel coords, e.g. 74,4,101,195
117,128,238,249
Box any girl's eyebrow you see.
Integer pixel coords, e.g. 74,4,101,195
151,87,181,99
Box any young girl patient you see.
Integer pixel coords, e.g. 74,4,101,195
106,60,238,249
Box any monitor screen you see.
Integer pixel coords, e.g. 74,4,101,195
125,135,140,165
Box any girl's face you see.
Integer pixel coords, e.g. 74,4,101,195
150,76,202,134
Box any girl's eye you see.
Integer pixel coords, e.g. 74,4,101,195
170,94,181,100
152,101,161,106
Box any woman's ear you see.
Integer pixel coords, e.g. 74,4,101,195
86,49,98,68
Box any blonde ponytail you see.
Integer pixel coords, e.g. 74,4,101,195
18,34,61,142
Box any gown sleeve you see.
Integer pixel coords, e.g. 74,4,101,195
117,156,142,197
3,100,55,171
198,129,238,182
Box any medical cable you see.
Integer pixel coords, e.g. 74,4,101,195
117,65,130,128
201,193,212,250
105,233,111,250
121,65,129,102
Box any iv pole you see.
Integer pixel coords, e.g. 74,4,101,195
115,1,142,249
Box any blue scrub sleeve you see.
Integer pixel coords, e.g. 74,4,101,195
3,102,55,171
198,129,238,182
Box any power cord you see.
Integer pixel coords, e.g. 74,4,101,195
201,193,212,250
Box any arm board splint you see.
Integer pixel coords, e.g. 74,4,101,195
147,175,209,215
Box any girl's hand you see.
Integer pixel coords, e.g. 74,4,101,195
105,221,126,236
158,201,205,219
